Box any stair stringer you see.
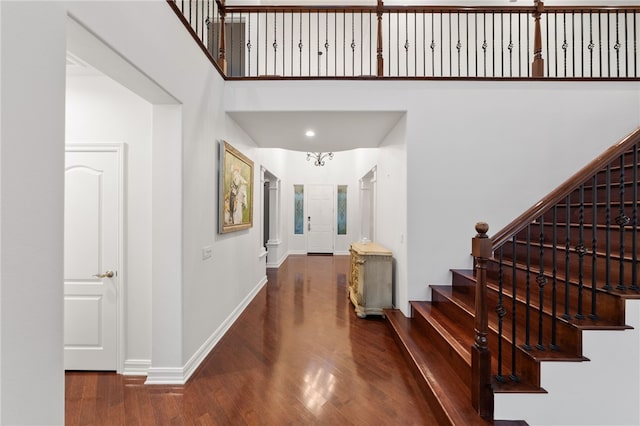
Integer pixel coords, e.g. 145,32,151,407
494,299,640,426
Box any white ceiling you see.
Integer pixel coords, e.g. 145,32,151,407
227,111,405,152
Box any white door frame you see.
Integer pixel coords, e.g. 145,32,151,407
65,143,126,373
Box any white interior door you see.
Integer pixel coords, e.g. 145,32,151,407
306,184,334,253
64,146,121,371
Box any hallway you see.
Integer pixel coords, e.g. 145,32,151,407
66,255,436,424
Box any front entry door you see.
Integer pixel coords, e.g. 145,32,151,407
306,184,334,253
64,146,121,370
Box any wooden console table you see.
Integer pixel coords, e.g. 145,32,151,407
348,242,393,318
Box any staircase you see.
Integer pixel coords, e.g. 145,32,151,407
385,128,640,425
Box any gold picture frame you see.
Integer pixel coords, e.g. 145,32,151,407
219,141,254,233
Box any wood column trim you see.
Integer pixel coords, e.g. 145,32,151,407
471,222,493,420
531,0,544,77
217,0,228,75
376,0,384,77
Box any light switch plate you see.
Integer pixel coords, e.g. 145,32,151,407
202,245,213,260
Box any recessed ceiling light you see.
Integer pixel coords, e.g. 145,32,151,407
305,130,315,137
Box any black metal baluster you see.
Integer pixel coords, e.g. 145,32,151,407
496,247,506,383
571,12,575,77
299,13,303,76
524,224,532,351
388,11,391,75
337,12,340,76
563,13,568,77
230,12,234,76
325,11,329,76
500,13,503,77
604,165,612,290
546,10,550,77
360,12,363,75
343,11,346,76
423,12,426,76
440,13,444,76
456,13,461,76
518,11,521,77
264,12,268,75
247,14,252,76
283,11,286,76
625,11,628,77
352,13,356,76
482,13,487,77
449,13,453,76
607,11,611,77
634,12,637,78
405,11,409,76
598,12,603,77
575,185,586,320
632,143,639,291
589,13,594,77
615,12,621,77
527,8,530,77
291,12,294,76
510,235,519,382
431,13,435,76
415,12,418,76
508,13,513,77
474,13,478,76
617,154,629,291
536,215,547,351
551,206,559,350
591,174,599,320
317,13,320,76
580,11,584,77
492,12,495,77
563,195,572,320
466,12,469,76
308,12,311,76
554,12,558,77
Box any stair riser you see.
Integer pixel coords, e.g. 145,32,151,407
410,301,472,388
431,286,542,386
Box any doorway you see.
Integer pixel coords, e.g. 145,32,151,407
64,145,124,371
306,184,334,254
360,166,377,242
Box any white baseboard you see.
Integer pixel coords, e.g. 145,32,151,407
266,252,287,268
334,250,349,256
288,250,307,255
144,276,267,385
123,359,151,376
145,367,185,385
182,275,268,382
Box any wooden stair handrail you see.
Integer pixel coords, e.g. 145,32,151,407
491,127,640,250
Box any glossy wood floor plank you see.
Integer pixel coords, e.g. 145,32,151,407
66,255,437,425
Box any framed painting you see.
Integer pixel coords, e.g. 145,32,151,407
219,141,254,233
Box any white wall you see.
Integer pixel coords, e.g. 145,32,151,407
65,74,153,373
0,2,66,424
225,79,640,314
62,1,269,379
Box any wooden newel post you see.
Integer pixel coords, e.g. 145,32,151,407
531,0,544,77
376,0,384,77
471,222,494,420
217,0,228,75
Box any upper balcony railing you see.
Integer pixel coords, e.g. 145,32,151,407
168,0,640,79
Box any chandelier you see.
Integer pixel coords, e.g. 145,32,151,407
306,152,334,166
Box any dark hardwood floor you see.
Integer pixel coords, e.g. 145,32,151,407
66,255,438,425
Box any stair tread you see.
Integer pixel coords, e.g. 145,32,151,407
384,308,492,425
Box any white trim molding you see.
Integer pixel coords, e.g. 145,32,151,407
123,359,151,376
145,276,268,385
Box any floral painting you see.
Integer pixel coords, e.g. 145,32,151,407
219,141,253,233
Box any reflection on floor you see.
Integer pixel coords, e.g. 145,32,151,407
66,255,437,424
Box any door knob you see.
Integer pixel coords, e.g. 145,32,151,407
94,270,115,279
